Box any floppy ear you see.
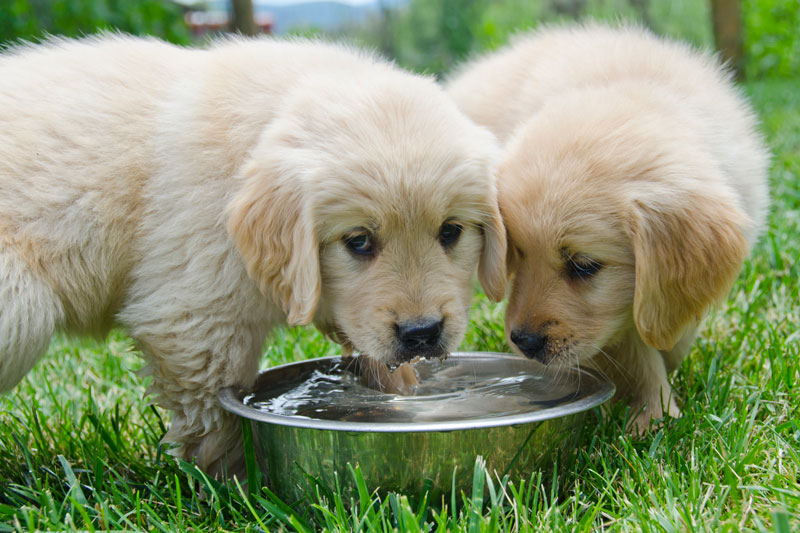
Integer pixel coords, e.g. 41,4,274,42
478,198,508,302
227,151,320,326
629,189,749,350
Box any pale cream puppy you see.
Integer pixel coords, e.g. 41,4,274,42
0,34,506,475
447,24,769,431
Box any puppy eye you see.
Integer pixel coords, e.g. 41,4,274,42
439,222,463,248
565,255,603,280
343,231,375,257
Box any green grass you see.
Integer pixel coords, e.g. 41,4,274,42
2,77,799,532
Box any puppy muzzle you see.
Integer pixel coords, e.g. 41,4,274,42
393,317,447,364
510,329,551,364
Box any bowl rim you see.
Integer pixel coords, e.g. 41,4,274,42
218,351,615,433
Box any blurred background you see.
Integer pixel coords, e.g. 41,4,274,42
0,0,797,82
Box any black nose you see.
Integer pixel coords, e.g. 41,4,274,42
510,329,548,362
396,318,444,350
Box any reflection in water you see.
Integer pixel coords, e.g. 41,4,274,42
244,356,587,423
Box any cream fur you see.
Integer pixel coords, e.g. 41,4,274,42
447,24,769,432
0,34,506,475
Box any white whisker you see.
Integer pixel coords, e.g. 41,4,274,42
590,343,629,382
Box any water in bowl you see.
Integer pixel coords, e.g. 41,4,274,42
244,356,586,423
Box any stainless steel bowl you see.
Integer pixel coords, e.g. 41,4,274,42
219,351,614,504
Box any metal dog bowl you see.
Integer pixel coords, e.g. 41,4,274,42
219,352,614,504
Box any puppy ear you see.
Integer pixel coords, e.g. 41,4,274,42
478,199,508,302
227,153,320,326
630,189,749,350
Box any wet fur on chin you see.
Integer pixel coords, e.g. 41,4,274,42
0,35,506,477
447,23,769,432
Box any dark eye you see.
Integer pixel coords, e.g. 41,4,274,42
344,232,374,257
439,222,463,248
565,254,603,280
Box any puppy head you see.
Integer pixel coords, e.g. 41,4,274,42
228,71,505,365
500,90,749,367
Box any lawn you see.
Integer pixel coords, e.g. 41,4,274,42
1,77,798,532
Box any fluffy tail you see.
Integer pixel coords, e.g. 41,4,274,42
0,249,63,391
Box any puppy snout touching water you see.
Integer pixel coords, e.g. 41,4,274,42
447,23,769,433
0,34,506,476
396,317,445,359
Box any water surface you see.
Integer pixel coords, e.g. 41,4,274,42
244,356,589,423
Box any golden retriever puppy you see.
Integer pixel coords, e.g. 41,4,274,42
0,35,506,475
447,24,769,432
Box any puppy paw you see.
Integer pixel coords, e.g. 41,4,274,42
627,399,681,436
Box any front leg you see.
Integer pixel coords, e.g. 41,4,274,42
625,350,681,435
591,333,682,434
133,318,270,478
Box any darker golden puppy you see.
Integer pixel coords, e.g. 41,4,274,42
448,24,769,431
